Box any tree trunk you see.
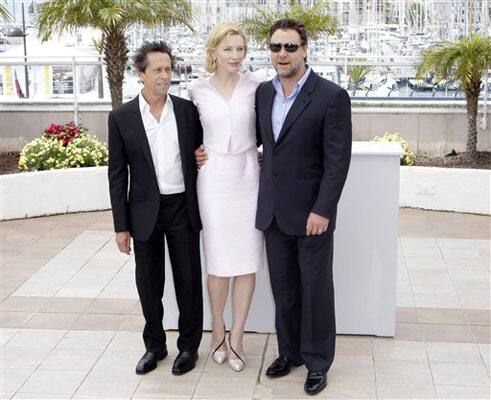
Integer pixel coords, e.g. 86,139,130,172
464,81,480,158
103,29,128,109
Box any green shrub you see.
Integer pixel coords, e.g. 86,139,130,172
371,132,416,166
19,134,108,171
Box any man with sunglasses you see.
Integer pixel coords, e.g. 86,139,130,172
256,19,352,395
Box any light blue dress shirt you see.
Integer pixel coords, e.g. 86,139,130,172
271,66,312,141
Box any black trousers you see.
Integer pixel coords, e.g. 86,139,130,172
264,219,336,373
133,193,203,354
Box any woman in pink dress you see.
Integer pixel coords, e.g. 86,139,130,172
188,22,264,372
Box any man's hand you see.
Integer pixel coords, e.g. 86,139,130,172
306,213,329,236
194,145,208,168
257,151,263,167
115,231,131,255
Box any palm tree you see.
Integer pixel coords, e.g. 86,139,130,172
0,1,12,22
416,34,491,158
36,0,194,108
347,62,372,96
241,0,337,47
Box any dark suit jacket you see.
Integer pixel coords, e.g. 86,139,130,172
108,95,203,242
255,70,352,236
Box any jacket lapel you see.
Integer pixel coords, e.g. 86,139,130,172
274,71,318,146
129,96,158,182
258,82,275,144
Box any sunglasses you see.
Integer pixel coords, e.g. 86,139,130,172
268,42,300,53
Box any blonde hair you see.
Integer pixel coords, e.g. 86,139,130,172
205,22,248,73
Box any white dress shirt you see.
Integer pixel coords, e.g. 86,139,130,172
139,92,185,194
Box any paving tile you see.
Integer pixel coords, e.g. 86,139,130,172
403,247,443,258
12,393,70,399
39,297,92,313
134,372,200,399
256,379,376,399
0,312,33,328
24,312,80,330
417,307,466,325
426,342,483,363
396,307,419,323
377,383,436,399
12,281,61,297
335,336,372,357
72,314,127,330
85,298,138,314
55,330,116,351
1,368,35,396
97,283,139,299
431,362,489,386
105,331,145,352
406,256,446,270
54,283,105,298
327,356,375,384
1,346,51,369
19,369,88,395
193,377,256,399
471,325,491,344
6,329,66,348
0,328,18,345
414,292,462,309
120,315,145,332
435,385,490,399
373,339,427,362
75,371,141,397
394,323,425,341
39,348,101,371
0,296,47,312
437,238,476,249
423,324,475,343
374,359,433,384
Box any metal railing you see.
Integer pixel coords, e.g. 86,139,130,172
0,55,489,128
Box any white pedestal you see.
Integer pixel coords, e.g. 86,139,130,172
163,142,401,337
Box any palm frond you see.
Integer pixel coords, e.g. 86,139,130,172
35,0,195,41
241,0,337,46
0,2,12,23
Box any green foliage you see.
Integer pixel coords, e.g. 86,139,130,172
371,132,416,166
0,1,12,22
241,0,337,46
35,0,194,40
415,34,491,93
19,134,108,171
35,0,194,107
415,34,491,156
347,61,372,94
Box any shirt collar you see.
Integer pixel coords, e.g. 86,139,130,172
272,66,312,99
139,92,173,116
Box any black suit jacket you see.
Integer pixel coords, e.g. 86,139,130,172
255,70,352,235
108,95,203,242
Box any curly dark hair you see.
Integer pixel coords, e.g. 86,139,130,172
132,41,175,73
269,18,308,46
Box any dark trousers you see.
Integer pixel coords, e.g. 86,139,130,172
133,193,203,354
264,219,336,373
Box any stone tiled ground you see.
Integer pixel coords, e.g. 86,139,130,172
1,209,490,399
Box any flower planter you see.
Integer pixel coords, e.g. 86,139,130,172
400,166,490,215
1,164,489,221
0,167,110,220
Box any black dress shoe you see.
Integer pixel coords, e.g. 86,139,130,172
172,350,198,375
135,349,168,375
266,356,304,378
304,371,327,395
